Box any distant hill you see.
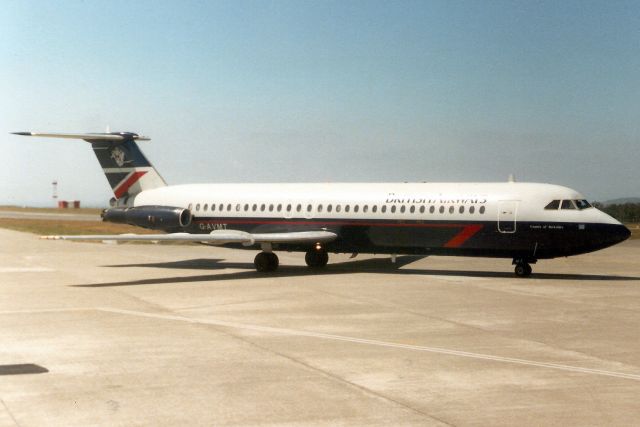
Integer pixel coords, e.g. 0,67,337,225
601,198,640,206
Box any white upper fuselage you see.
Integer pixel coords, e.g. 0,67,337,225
131,182,619,225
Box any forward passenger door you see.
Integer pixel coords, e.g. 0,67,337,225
498,201,518,233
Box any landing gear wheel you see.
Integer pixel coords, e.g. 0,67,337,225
514,263,532,278
305,249,329,268
254,252,279,272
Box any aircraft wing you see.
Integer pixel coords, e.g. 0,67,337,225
40,230,338,246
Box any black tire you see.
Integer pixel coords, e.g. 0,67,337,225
266,252,279,271
254,252,270,272
514,263,532,278
305,249,328,268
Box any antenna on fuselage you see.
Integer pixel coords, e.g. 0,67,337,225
508,174,516,183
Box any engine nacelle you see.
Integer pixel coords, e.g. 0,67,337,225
102,205,192,230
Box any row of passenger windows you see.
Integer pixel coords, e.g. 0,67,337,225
544,199,592,211
188,202,486,215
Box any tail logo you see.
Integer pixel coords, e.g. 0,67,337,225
110,147,127,167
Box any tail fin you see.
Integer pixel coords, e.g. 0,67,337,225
12,132,167,202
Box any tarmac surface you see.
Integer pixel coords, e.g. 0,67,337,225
1,227,640,426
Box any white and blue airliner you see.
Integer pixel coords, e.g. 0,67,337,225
14,131,630,277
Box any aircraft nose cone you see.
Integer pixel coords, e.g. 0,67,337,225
617,224,632,243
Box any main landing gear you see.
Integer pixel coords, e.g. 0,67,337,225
305,247,329,268
254,252,279,272
513,258,534,278
254,246,329,273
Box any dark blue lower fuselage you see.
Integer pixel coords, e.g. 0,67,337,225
186,217,630,260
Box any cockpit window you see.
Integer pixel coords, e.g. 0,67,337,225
575,199,592,210
545,200,560,210
561,200,577,210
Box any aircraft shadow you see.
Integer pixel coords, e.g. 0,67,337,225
72,256,640,287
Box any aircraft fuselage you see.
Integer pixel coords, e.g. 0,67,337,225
131,182,630,261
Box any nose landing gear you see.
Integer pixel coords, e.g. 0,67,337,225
513,258,535,278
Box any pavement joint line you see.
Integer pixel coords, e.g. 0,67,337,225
98,307,640,382
1,399,20,427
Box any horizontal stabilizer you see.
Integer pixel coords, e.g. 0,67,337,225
11,132,150,142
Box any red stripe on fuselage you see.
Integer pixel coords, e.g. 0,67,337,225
114,171,147,198
443,224,484,248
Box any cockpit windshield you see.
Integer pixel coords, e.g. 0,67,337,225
575,199,592,210
545,199,592,210
544,200,560,210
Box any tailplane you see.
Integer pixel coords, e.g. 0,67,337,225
12,132,167,203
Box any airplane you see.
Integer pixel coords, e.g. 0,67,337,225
13,131,631,277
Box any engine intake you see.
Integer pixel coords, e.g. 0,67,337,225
102,206,192,230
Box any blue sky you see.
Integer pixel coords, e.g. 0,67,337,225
1,0,638,206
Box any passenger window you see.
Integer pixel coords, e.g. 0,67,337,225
410,206,416,214
363,205,368,213
400,206,405,213
277,204,282,212
372,205,378,213
459,206,464,214
469,206,475,214
219,204,224,211
419,206,425,214
188,203,193,210
391,206,396,213
269,204,274,212
327,204,333,212
336,205,341,213
354,205,359,213
287,204,292,212
296,204,302,212
479,206,486,214
252,204,257,211
381,206,387,213
429,206,435,214
449,206,454,214
244,204,249,211
439,206,444,214
211,204,216,212
203,204,208,211
196,204,201,211
545,200,561,210
345,205,350,213
561,200,576,210
318,204,323,213
260,204,265,211
227,204,232,211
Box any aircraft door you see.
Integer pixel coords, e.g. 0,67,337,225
498,201,518,233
